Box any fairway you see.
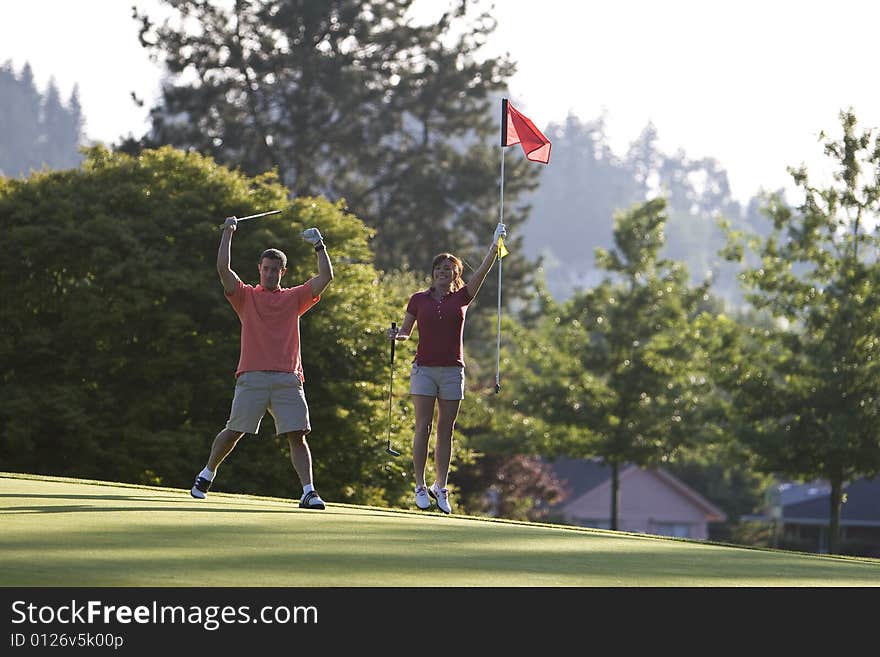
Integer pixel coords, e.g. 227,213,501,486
2,472,878,587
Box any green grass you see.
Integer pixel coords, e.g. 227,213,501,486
2,472,878,587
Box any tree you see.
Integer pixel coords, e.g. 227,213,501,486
522,113,773,305
0,62,43,177
482,199,720,529
42,78,84,170
453,453,568,521
129,0,539,298
718,108,880,553
0,62,83,177
0,145,416,506
519,112,641,297
554,199,717,529
446,284,575,519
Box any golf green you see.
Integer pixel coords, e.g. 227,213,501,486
2,472,878,587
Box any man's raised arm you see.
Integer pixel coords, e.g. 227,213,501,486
301,227,334,297
217,216,242,295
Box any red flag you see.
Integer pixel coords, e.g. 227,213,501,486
501,98,551,164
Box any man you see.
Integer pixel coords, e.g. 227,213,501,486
189,215,333,509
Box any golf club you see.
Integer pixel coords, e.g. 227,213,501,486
218,209,282,227
385,322,401,457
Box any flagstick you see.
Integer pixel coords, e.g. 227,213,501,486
495,146,505,394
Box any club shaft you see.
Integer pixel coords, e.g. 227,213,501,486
238,209,281,221
218,209,281,227
387,322,396,450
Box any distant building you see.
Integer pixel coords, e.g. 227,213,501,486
548,457,726,540
742,477,880,557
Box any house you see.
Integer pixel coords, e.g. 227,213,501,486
548,457,726,540
742,476,880,556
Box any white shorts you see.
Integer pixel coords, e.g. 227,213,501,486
226,371,311,435
409,365,465,401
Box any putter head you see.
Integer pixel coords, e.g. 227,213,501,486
385,446,400,457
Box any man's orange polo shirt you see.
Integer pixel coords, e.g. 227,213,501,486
226,280,319,381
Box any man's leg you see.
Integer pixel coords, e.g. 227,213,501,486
286,431,325,509
191,428,245,499
286,430,313,487
207,428,246,471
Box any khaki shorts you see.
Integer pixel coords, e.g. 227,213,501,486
226,371,311,435
409,365,465,401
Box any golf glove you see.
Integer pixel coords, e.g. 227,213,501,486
493,222,507,246
301,227,323,244
224,216,238,231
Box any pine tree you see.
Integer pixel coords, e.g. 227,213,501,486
0,62,84,176
0,62,43,176
42,79,84,169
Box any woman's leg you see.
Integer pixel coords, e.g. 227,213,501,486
433,398,462,489
411,394,436,487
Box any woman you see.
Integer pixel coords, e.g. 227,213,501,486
389,223,506,513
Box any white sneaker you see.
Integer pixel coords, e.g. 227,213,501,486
190,475,212,499
414,485,431,510
428,483,451,514
299,490,326,510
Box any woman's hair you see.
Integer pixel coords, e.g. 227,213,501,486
431,252,464,292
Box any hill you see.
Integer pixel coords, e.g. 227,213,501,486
2,472,877,587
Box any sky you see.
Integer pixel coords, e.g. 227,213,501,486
2,0,878,205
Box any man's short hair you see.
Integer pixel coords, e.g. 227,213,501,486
260,248,287,268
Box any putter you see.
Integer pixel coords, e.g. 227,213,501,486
218,209,282,227
385,322,401,457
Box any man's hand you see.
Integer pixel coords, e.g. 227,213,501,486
223,216,238,232
301,227,323,245
493,222,507,246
